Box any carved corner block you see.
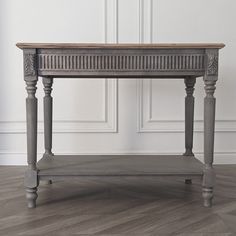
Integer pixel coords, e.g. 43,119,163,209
205,49,219,77
23,50,38,81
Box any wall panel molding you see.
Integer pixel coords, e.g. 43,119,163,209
105,0,118,43
139,0,153,43
136,3,236,134
49,0,118,132
0,79,117,133
137,79,236,133
1,1,235,166
0,0,118,134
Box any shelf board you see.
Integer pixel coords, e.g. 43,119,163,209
37,155,203,177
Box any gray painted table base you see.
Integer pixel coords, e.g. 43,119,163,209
17,43,225,208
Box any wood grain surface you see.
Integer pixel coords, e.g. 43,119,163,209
16,42,225,49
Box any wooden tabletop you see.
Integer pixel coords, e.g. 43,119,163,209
16,43,225,49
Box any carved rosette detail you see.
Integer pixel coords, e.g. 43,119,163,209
24,54,37,76
207,54,218,76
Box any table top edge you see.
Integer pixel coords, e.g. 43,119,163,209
16,43,225,50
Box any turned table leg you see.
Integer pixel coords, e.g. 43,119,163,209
43,77,54,157
183,77,196,157
23,50,39,208
202,49,218,207
202,79,216,207
183,77,196,184
24,79,39,208
42,77,54,185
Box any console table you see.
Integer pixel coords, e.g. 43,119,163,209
16,43,225,208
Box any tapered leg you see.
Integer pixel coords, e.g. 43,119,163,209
202,80,216,207
183,77,196,157
183,77,196,184
202,49,218,207
24,80,39,208
23,50,39,208
43,77,54,157
41,77,54,185
185,179,192,184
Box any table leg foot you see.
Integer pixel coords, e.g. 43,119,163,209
26,187,38,208
183,150,194,156
202,187,213,207
40,180,52,185
185,179,192,184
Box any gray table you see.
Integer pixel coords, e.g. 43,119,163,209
16,43,225,208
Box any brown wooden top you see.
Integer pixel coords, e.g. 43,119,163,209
16,43,225,50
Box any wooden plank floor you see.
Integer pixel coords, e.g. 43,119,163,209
0,165,236,236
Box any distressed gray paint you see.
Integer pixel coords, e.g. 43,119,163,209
23,49,39,208
42,77,54,157
17,44,224,208
41,77,54,185
202,50,219,207
183,77,196,185
183,77,196,156
36,49,206,78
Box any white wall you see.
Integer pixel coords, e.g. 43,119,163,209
0,0,235,165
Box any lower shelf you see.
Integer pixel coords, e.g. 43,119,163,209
37,154,203,178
